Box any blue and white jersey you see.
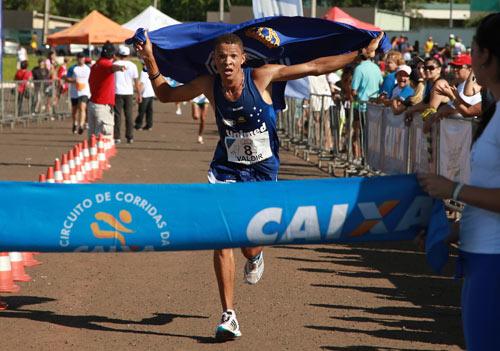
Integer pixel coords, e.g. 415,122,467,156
209,68,280,182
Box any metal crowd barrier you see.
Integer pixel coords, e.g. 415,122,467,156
278,97,478,183
0,80,71,127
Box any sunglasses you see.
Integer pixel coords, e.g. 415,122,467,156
452,65,469,70
424,65,438,71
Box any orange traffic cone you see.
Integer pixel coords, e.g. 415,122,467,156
74,144,84,183
61,153,71,184
9,252,31,282
97,134,108,174
46,166,55,183
54,158,63,183
22,252,41,267
0,253,21,293
82,140,93,182
90,134,100,180
68,149,77,183
38,174,46,182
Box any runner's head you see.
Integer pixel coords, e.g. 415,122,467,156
213,34,246,79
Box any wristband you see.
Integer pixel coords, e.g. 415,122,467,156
452,182,464,201
149,71,161,81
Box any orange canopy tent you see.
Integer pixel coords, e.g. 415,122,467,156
323,7,381,31
47,10,134,45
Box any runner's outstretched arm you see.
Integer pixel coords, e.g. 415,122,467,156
252,32,384,90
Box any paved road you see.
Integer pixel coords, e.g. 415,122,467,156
0,101,464,350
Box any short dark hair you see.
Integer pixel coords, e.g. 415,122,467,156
101,42,115,59
20,60,28,69
214,33,243,51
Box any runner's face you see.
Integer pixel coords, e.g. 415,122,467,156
214,43,246,79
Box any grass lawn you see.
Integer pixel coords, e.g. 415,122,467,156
3,54,142,81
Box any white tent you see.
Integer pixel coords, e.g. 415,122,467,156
122,6,180,32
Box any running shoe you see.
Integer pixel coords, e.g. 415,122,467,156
215,309,241,340
243,252,264,285
72,125,77,134
197,135,204,144
78,127,84,135
175,107,182,115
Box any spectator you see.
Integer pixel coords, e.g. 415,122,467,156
379,50,404,104
16,45,27,69
453,37,466,57
66,52,91,134
88,42,125,140
135,64,156,131
424,54,482,131
309,74,334,151
351,54,383,163
387,65,414,114
449,34,456,48
424,36,434,58
404,57,446,123
113,45,140,144
418,13,500,350
31,58,50,114
407,60,426,106
14,60,32,115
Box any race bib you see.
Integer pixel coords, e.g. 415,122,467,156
225,131,273,165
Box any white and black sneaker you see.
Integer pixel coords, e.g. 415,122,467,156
243,252,264,285
215,309,241,340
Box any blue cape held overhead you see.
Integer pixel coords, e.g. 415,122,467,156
125,16,390,110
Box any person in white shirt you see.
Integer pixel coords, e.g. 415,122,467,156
65,52,91,134
135,65,156,131
114,45,140,143
418,14,500,350
16,45,27,69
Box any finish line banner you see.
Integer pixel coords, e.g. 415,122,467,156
0,175,447,255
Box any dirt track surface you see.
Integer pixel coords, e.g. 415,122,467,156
0,102,464,350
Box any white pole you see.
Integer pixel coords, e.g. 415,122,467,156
219,0,224,22
311,0,317,18
43,0,50,45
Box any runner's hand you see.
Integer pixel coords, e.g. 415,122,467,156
135,30,153,60
417,173,454,199
364,32,384,58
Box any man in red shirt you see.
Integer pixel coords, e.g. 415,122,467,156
88,42,125,139
14,60,32,116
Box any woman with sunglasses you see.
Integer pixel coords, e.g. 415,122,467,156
418,13,500,350
423,55,483,132
404,57,446,124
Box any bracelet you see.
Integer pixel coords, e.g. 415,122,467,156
149,71,161,81
452,182,465,201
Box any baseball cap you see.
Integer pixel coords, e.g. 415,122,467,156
118,45,130,56
450,54,472,66
396,64,412,76
449,34,455,38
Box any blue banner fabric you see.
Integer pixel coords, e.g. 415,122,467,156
125,16,390,109
0,175,447,262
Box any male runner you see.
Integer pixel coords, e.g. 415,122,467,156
135,31,383,340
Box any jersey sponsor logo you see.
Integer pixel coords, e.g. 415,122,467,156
225,121,268,138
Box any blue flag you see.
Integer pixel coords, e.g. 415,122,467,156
125,16,390,109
